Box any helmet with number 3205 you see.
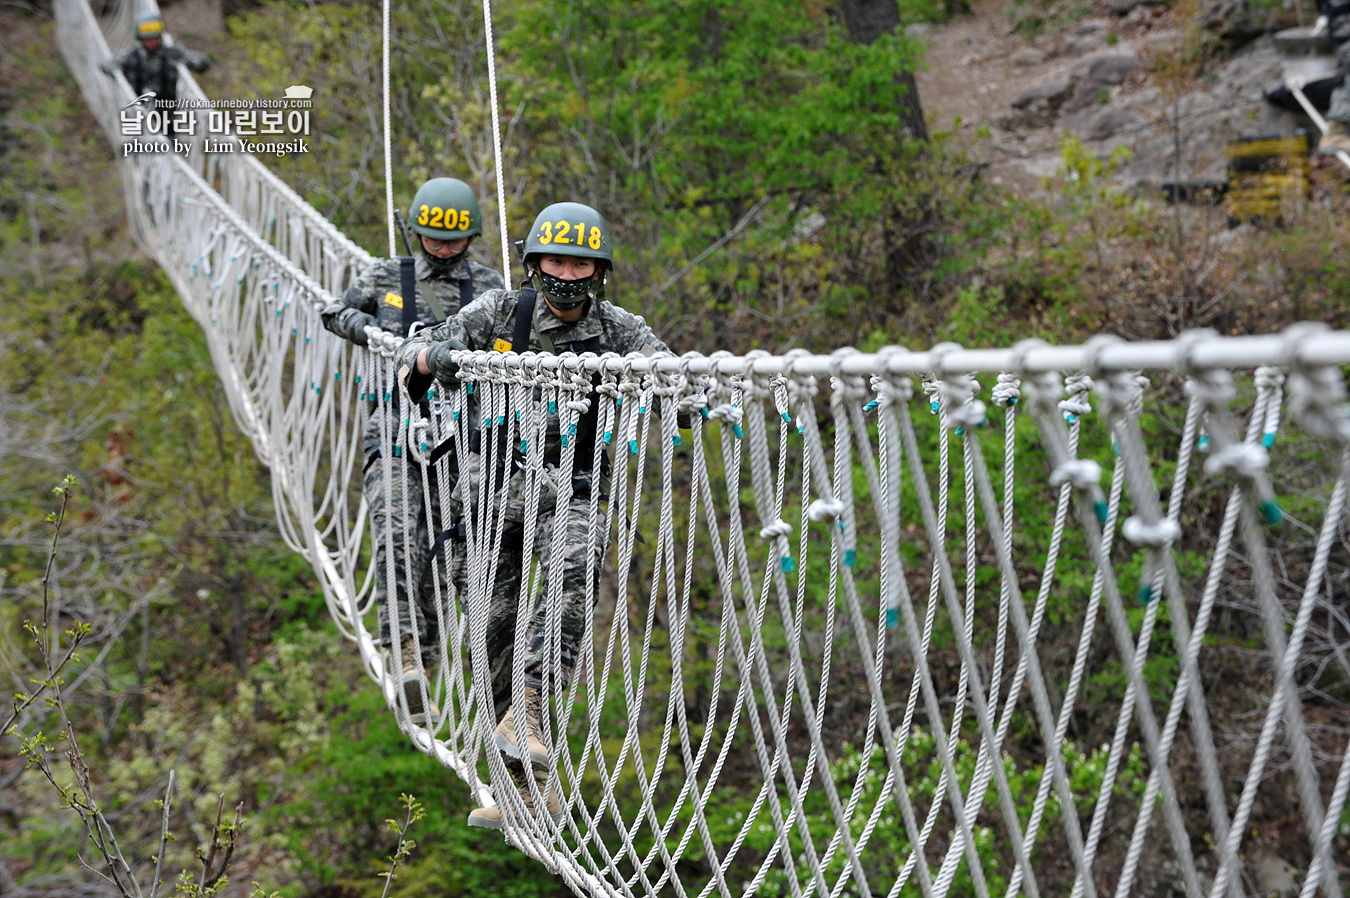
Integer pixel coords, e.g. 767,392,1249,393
522,202,613,271
408,178,482,241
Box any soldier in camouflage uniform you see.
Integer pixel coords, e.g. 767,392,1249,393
101,14,210,134
398,202,669,828
1320,0,1350,154
322,178,504,725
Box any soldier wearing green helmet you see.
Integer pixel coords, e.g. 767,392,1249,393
101,13,211,124
397,201,669,830
320,178,504,728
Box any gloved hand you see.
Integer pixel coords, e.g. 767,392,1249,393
426,336,468,384
1312,14,1329,36
344,310,377,345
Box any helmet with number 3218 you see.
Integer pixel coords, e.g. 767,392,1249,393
408,178,482,241
522,202,613,271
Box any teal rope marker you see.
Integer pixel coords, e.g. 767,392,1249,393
355,375,361,384
863,400,879,413
393,445,402,458
484,416,492,429
700,407,710,419
562,435,569,447
781,412,792,423
733,423,744,439
421,442,428,451
628,439,639,455
672,434,682,447
1137,583,1154,605
549,401,557,415
844,549,856,568
1260,499,1283,526
602,431,613,445
384,391,391,402
497,415,505,426
520,440,528,453
334,372,340,381
515,410,521,421
955,427,964,436
453,411,460,421
616,396,623,406
1198,434,1210,450
781,555,795,573
1094,500,1109,523
930,401,940,413
466,383,474,394
1006,396,1018,406
292,328,297,336
568,423,577,435
1262,433,1275,448
1065,413,1077,423
886,608,899,629
1113,441,1120,456
639,405,647,415
427,388,435,400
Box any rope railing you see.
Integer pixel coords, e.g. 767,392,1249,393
56,1,1350,896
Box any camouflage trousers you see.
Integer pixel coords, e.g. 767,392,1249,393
363,439,459,670
1331,36,1350,125
452,454,607,722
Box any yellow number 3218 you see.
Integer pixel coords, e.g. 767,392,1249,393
417,205,471,231
537,220,603,250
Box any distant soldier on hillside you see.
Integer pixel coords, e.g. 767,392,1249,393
1317,0,1350,153
101,13,210,134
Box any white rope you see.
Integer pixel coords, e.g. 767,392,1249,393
381,0,395,256
480,0,514,285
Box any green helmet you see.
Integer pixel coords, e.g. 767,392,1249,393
135,13,165,40
408,178,482,240
522,202,613,271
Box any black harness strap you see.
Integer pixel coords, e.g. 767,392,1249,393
399,256,417,335
459,273,475,313
512,287,537,351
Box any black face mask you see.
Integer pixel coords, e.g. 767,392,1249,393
538,270,595,311
422,247,467,275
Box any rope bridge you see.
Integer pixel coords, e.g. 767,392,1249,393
55,0,1350,895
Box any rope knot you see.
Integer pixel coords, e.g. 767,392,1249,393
869,375,914,408
759,519,793,540
1059,373,1094,419
991,372,1022,407
1203,442,1269,480
807,499,844,522
1122,516,1181,548
1048,459,1102,491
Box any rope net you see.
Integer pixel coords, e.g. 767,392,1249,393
56,1,1350,895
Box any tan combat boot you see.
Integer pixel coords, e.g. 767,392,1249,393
493,685,550,769
467,766,563,830
1318,128,1350,156
398,639,439,726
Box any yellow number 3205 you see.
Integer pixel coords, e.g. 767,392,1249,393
417,205,471,231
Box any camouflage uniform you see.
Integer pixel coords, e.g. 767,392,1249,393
322,254,504,667
102,43,210,118
1328,1,1350,125
399,289,668,718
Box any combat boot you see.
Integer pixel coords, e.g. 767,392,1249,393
467,765,563,830
1318,128,1350,155
493,685,550,769
399,639,439,726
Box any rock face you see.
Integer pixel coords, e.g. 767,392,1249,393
1084,52,1142,85
1010,80,1075,127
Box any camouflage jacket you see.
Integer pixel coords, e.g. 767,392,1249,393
321,254,505,345
398,291,670,472
102,44,210,99
398,290,669,402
